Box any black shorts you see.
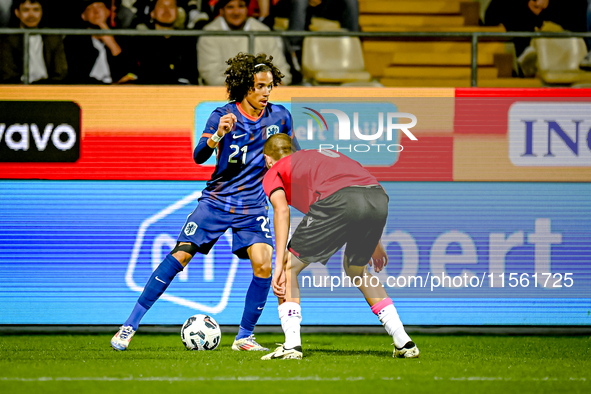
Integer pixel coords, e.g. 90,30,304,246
288,186,388,267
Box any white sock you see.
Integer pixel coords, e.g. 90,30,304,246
278,302,302,349
377,304,412,349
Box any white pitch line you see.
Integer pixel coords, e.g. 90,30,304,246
0,376,362,382
0,376,587,382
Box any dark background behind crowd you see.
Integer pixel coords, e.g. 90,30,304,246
0,0,360,85
1,0,591,85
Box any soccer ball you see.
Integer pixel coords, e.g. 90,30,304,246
181,314,221,350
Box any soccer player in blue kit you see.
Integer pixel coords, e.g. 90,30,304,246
111,53,299,351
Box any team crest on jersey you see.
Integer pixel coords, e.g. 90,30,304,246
184,222,198,236
266,125,280,138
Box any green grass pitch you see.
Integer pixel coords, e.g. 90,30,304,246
0,333,589,393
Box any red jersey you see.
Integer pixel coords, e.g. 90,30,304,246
262,150,379,214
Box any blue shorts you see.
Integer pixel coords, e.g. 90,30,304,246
177,199,273,259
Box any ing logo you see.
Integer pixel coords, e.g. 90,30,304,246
509,102,591,166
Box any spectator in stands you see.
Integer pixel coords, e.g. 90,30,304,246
260,0,359,33
257,0,358,77
484,0,589,76
117,0,136,27
41,1,124,28
133,0,212,29
182,0,214,29
581,0,591,69
0,0,11,27
64,0,134,84
198,0,292,85
0,0,67,84
133,0,198,84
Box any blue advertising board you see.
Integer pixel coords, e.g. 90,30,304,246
0,181,590,325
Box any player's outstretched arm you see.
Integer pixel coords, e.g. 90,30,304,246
368,240,388,273
270,189,290,298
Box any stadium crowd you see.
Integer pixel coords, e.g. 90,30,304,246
482,0,591,76
1,0,591,84
0,0,359,85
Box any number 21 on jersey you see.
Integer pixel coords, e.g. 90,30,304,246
229,144,248,164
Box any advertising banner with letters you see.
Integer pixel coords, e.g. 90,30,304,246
0,86,589,326
454,88,591,181
0,101,80,163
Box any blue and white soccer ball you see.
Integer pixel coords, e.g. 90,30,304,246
181,314,221,350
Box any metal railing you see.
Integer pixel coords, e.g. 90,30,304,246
2,27,591,86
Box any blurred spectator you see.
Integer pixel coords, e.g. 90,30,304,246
257,0,358,79
581,0,591,69
198,0,291,85
64,0,134,84
119,0,137,27
133,0,211,29
189,0,215,28
41,0,123,28
262,0,358,33
134,0,198,84
0,0,11,27
0,0,67,83
484,0,589,75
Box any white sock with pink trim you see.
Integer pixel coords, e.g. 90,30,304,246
278,302,302,349
371,298,412,348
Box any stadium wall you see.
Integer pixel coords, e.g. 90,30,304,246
1,86,590,326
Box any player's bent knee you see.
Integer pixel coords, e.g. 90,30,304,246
171,242,198,266
251,256,272,277
171,242,198,257
172,251,193,267
248,243,273,278
252,262,272,278
344,263,365,279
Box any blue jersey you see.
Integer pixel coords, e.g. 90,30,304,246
196,102,296,215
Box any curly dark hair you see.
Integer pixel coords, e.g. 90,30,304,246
224,53,285,102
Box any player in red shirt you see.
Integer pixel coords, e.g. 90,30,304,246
260,133,419,360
